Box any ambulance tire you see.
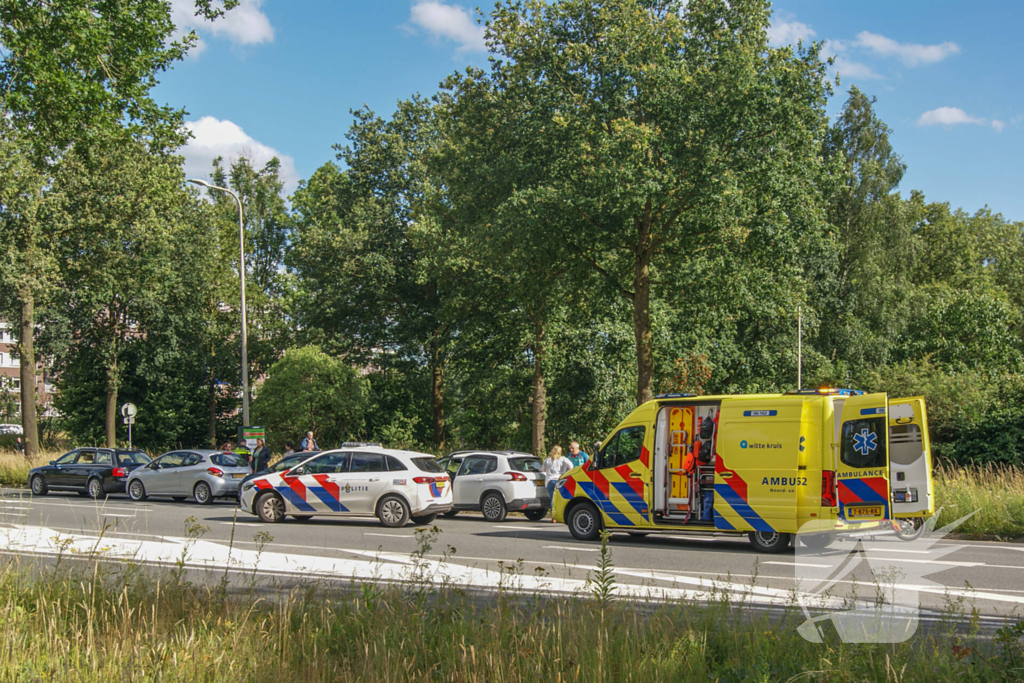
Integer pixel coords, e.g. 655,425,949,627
567,503,602,542
747,531,793,553
894,517,926,541
798,533,835,549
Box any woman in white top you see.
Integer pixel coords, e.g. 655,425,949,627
542,444,575,501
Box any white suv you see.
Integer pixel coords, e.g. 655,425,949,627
439,451,549,522
239,446,451,527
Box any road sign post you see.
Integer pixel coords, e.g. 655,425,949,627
121,403,137,449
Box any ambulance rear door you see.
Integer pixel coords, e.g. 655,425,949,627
836,393,891,523
889,397,933,517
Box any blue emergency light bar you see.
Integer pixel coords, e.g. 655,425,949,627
784,388,864,396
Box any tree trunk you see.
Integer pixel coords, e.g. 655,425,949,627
105,358,118,447
431,348,445,451
633,209,655,405
18,291,39,460
207,371,218,447
531,321,547,457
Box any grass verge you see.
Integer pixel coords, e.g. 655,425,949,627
1,533,1022,682
934,462,1024,539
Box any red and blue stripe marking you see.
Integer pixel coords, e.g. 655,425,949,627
838,476,889,520
713,458,774,532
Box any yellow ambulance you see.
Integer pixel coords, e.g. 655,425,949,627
552,389,933,552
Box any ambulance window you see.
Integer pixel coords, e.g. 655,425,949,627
889,424,923,465
840,417,887,469
600,426,646,469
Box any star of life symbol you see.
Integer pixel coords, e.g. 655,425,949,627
853,428,877,456
794,509,976,643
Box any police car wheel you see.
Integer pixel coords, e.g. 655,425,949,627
568,503,602,541
378,495,410,528
748,531,792,553
256,492,286,523
481,493,507,522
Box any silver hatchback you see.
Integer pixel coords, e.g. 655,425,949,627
126,450,250,504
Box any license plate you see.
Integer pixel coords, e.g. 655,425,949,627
847,506,882,519
232,473,245,479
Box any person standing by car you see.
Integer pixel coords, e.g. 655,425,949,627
566,441,590,468
15,437,23,454
300,431,318,451
283,441,295,457
252,438,271,472
542,445,573,504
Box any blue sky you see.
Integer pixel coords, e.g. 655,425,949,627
157,1,1024,221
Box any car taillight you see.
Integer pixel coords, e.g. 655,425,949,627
208,467,224,477
413,476,436,484
505,471,527,481
112,467,126,478
821,471,836,507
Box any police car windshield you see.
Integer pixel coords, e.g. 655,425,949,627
272,454,311,472
508,457,541,473
412,458,443,473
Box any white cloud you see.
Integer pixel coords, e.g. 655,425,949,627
768,20,815,47
822,39,881,80
182,117,299,193
854,31,959,67
917,107,1003,132
171,0,274,57
408,1,486,53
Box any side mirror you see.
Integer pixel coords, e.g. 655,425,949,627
288,466,305,476
49,461,55,466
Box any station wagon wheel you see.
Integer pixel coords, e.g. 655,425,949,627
128,479,147,501
87,477,105,500
567,503,602,541
30,475,48,496
748,530,793,553
481,493,507,522
256,492,286,523
377,495,410,528
193,481,213,505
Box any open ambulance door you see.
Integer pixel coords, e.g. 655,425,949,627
836,393,890,524
889,397,933,517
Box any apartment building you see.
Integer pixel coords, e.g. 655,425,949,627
0,321,56,417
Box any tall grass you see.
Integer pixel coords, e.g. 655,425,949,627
0,538,1021,682
934,462,1024,539
0,450,51,488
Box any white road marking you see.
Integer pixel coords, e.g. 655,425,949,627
91,514,135,518
542,545,600,552
497,524,546,531
763,561,833,568
363,532,415,539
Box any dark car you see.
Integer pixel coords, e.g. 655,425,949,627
236,451,319,504
28,448,151,499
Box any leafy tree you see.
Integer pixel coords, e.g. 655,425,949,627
0,0,235,457
471,0,832,404
252,346,368,451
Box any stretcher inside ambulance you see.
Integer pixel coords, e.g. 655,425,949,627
552,389,933,553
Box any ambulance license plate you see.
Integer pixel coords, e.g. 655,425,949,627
847,506,881,519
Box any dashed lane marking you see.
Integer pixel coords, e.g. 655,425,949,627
542,545,600,552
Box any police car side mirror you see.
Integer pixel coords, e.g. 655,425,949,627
289,466,305,476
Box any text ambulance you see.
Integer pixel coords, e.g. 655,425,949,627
552,389,932,552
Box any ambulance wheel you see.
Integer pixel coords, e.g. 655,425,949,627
894,517,926,541
567,503,602,541
748,531,793,553
798,533,835,549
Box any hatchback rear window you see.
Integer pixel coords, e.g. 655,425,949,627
508,457,542,473
412,457,443,473
211,453,247,468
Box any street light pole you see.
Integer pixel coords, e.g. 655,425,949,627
188,179,250,425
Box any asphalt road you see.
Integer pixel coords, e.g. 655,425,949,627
2,488,1023,627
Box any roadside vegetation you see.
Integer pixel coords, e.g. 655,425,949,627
0,531,1022,683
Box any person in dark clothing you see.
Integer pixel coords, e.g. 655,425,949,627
252,438,271,473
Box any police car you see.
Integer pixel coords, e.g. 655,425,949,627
238,445,452,527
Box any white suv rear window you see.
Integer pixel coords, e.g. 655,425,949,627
412,457,443,473
508,457,542,473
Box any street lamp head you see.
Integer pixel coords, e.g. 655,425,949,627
187,178,210,188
